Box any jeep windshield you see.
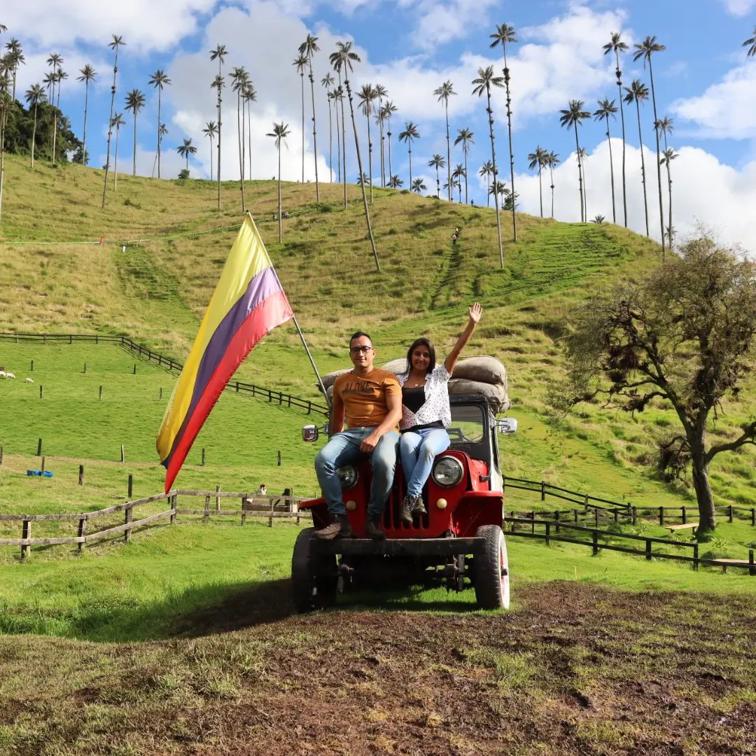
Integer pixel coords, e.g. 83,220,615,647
447,403,486,446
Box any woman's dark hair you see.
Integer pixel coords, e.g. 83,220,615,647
406,337,436,375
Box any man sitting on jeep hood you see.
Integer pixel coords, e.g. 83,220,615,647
314,331,402,541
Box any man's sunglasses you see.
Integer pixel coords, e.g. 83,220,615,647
350,345,373,354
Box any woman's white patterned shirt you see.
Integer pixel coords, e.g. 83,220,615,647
398,364,451,430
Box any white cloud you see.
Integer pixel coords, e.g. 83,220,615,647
411,0,499,50
718,0,756,16
671,63,756,139
513,139,756,256
2,0,216,52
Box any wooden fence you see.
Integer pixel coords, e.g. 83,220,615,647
504,515,755,574
0,490,306,560
0,332,329,416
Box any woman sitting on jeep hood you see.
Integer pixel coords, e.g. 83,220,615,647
398,303,482,523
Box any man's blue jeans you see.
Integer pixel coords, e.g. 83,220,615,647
315,428,399,519
399,428,450,499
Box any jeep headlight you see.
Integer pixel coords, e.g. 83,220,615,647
337,465,358,489
432,456,463,487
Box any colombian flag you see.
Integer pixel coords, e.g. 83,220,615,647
157,214,293,492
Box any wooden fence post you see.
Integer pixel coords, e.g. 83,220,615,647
529,512,535,534
170,494,177,525
631,506,637,525
594,508,599,527
573,509,579,523
78,517,86,552
37,437,42,455
592,531,598,556
693,543,699,571
78,464,84,485
752,508,755,527
681,506,687,524
124,506,133,543
728,505,733,523
120,445,125,463
40,456,46,472
645,539,652,561
21,519,31,560
99,385,103,400
277,450,282,466
554,510,561,534
0,445,3,465
241,496,247,526
215,485,221,512
658,506,664,526
201,447,206,466
127,474,133,499
269,498,275,527
749,549,754,577
545,521,551,546
133,364,136,375
540,481,546,501
204,495,211,522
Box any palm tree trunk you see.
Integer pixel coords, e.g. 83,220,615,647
549,165,555,218
344,75,380,272
605,115,617,224
338,74,347,208
247,97,253,182
387,121,393,181
300,72,305,184
132,113,137,176
31,106,38,166
463,149,469,205
445,102,451,202
582,157,588,220
435,167,440,198
648,60,666,259
503,58,517,240
209,135,214,179
113,127,119,191
635,101,649,236
277,146,283,243
538,165,543,217
102,51,119,209
82,83,89,164
378,111,385,187
308,63,320,201
156,92,162,179
615,51,628,227
237,89,245,211
216,62,223,211
335,100,341,183
327,96,333,181
486,85,504,268
365,111,373,203
573,124,584,222
407,145,412,187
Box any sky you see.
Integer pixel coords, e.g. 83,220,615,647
4,0,756,253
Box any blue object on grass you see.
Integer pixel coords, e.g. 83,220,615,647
26,469,53,477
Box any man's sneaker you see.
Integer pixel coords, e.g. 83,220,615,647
365,518,385,540
315,514,353,540
411,496,427,515
400,495,414,524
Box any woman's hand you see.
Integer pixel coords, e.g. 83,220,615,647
468,302,483,324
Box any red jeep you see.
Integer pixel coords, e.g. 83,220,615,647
292,394,511,611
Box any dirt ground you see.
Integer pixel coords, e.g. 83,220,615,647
1,581,754,755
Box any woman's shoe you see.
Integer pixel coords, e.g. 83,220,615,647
400,495,414,524
411,496,427,515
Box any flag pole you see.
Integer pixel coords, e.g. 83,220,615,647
247,211,331,410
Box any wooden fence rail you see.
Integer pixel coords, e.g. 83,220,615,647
0,332,329,416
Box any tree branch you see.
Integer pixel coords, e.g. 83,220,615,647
707,420,756,462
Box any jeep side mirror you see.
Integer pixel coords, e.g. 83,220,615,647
497,418,518,434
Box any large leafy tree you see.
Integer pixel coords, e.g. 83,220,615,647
299,34,321,200
602,32,629,227
76,64,96,164
593,98,618,224
24,83,45,166
329,41,380,272
101,36,124,208
209,44,227,210
267,121,290,243
428,153,445,198
433,80,456,201
559,99,590,223
490,23,518,240
454,128,474,204
624,79,650,237
357,83,377,203
527,145,548,218
472,66,505,267
558,237,756,534
634,36,667,258
398,120,419,188
124,88,145,176
149,69,170,180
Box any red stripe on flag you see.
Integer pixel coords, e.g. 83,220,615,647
164,290,293,492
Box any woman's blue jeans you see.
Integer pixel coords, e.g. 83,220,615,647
399,428,450,499
315,428,399,519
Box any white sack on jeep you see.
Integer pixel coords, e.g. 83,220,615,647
319,368,351,391
448,378,510,413
451,356,507,386
381,358,407,375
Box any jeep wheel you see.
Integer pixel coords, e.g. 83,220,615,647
473,525,510,610
291,528,337,613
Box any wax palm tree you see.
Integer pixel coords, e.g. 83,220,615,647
453,128,474,204
177,137,197,172
76,64,96,164
451,164,465,203
151,123,167,178
657,116,675,246
591,215,605,224
577,146,589,220
428,154,445,198
381,99,398,183
624,79,650,236
330,87,342,182
593,98,618,223
24,84,45,166
398,121,420,187
634,35,666,256
202,121,218,178
328,48,349,208
527,146,548,218
100,36,124,207
490,23,518,239
744,27,756,56
433,80,456,201
4,38,24,100
148,69,170,180
321,73,335,179
473,67,505,266
411,177,426,194
299,34,321,199
559,99,590,222
388,175,403,189
267,121,290,243
209,44,227,209
230,66,249,209
329,40,380,271
124,88,145,176
358,83,378,202
243,83,256,180
374,83,387,186
292,53,307,184
603,32,629,226
46,53,63,164
110,112,125,189
479,160,494,207
544,150,559,218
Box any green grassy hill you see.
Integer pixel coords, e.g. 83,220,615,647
0,153,753,510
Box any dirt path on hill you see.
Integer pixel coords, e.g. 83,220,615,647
0,582,754,754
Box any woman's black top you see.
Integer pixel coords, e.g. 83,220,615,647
401,386,444,433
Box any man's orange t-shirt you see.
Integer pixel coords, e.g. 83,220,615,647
333,368,401,429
